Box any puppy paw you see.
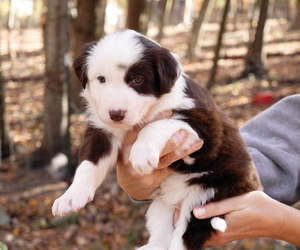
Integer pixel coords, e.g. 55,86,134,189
211,217,227,233
129,141,160,175
52,186,94,216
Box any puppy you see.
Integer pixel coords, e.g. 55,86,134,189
52,29,262,250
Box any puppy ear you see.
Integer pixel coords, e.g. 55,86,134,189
73,42,97,89
156,48,179,93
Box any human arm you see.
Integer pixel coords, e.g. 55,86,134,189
240,94,300,204
192,191,300,247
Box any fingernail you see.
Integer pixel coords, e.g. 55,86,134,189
193,140,204,150
193,207,206,218
177,130,187,140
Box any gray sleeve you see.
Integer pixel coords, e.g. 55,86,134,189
240,94,300,205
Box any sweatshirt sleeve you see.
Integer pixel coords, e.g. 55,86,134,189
240,94,300,205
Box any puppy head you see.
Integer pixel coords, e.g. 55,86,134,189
73,30,180,128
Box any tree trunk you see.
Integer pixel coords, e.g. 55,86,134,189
206,0,230,90
291,0,300,29
71,0,100,112
285,0,290,21
0,11,11,163
7,0,17,61
186,0,211,59
139,0,155,35
31,0,69,168
0,62,10,162
242,0,269,78
156,0,168,42
95,0,107,39
126,0,146,32
156,0,174,42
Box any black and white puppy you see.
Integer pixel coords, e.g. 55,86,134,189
52,30,262,250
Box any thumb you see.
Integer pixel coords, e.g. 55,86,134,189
193,197,240,219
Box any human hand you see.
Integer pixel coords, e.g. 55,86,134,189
192,191,300,247
116,111,203,201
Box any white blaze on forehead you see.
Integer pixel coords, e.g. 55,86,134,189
86,30,145,80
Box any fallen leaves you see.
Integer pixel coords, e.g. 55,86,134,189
1,24,300,250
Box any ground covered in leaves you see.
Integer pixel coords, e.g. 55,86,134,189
0,22,300,250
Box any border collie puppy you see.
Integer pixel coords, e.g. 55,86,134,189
52,29,262,250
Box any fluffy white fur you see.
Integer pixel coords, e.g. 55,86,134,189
52,30,226,249
52,135,120,214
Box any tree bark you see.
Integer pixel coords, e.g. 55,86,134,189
206,0,230,90
126,0,146,32
291,0,300,29
0,61,10,161
242,0,269,78
139,0,155,35
156,0,168,42
31,0,69,168
186,0,211,59
71,0,100,111
0,12,11,162
95,0,107,39
7,0,17,61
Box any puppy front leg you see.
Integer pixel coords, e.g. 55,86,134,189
52,159,113,216
136,199,174,250
52,127,120,216
130,119,199,175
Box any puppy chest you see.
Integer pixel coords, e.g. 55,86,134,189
157,173,215,208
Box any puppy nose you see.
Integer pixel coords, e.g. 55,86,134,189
109,109,126,121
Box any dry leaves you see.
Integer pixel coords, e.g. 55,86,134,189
1,24,299,250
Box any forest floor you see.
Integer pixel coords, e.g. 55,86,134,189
0,22,300,250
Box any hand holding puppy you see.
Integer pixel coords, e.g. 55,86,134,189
117,110,204,201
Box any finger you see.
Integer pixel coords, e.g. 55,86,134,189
161,130,188,156
193,195,244,219
158,139,203,169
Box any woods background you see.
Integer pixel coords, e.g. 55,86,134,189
0,0,300,249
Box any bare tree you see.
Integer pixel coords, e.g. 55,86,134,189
95,0,107,39
285,0,291,21
31,0,69,167
71,0,101,111
156,0,168,42
0,59,10,162
6,0,17,61
291,0,300,29
0,10,11,163
140,0,155,35
186,0,211,59
206,0,230,90
241,0,269,78
157,0,176,42
126,0,146,32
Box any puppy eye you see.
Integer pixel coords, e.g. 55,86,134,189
97,75,106,83
133,76,144,84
